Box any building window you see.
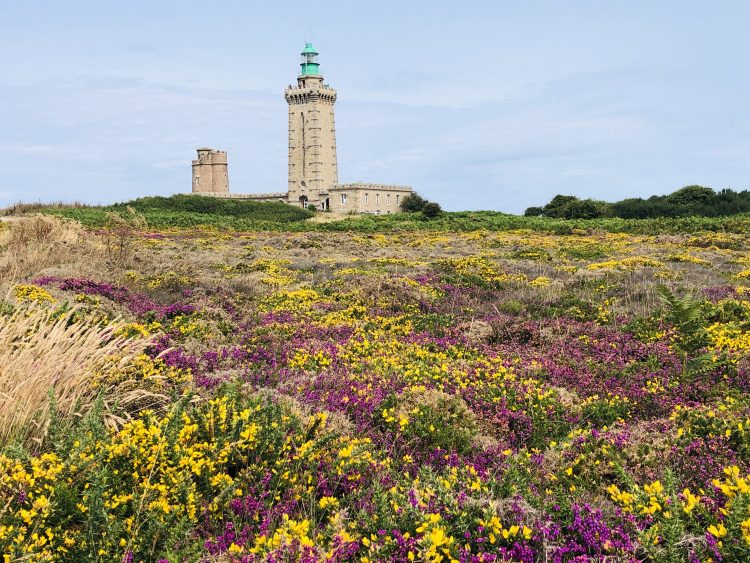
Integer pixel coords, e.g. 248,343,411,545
376,193,380,205
341,193,347,205
387,194,391,205
364,193,368,204
396,194,400,205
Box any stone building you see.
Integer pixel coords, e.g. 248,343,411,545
191,148,229,194
285,42,339,210
191,43,413,213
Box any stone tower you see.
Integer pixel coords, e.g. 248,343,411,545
192,148,229,193
284,43,338,209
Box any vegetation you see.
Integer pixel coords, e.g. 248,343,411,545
10,192,750,235
21,207,750,238
7,194,313,230
399,192,443,218
0,304,157,447
526,185,750,219
4,213,750,559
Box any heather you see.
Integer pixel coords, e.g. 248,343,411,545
4,216,750,561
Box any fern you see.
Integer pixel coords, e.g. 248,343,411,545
657,286,713,384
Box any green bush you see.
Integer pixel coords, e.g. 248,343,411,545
376,388,478,456
399,193,429,213
535,185,750,220
399,192,442,218
421,201,442,219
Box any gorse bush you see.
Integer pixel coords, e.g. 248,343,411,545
376,388,478,457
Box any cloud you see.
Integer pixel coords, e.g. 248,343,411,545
1,62,749,212
0,76,287,206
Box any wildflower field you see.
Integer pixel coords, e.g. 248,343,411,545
5,214,750,561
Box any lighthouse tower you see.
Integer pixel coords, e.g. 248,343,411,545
284,43,338,209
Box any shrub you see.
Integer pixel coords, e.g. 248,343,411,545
421,201,442,219
376,388,478,456
524,206,544,217
541,195,608,219
400,192,443,218
534,185,750,220
400,193,428,213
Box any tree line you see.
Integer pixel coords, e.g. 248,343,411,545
525,185,750,219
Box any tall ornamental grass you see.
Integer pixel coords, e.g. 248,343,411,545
0,305,161,447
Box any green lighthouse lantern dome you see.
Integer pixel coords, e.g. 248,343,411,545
300,42,320,77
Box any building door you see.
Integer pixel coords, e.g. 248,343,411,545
299,195,308,209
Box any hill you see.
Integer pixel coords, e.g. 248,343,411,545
7,192,750,235
4,194,313,230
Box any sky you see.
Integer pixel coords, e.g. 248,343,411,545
1,0,748,213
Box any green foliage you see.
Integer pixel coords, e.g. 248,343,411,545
299,210,750,235
399,192,442,218
538,195,610,219
399,193,429,213
113,194,311,222
534,185,750,219
421,201,442,219
581,396,632,428
496,299,526,316
22,193,750,235
523,206,544,217
657,286,709,357
376,389,478,456
38,194,312,229
559,243,608,260
666,185,716,207
656,286,721,386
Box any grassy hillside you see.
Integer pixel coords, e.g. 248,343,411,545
12,194,313,229
8,193,750,234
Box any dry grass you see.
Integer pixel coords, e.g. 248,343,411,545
0,215,101,290
0,201,91,217
0,304,166,447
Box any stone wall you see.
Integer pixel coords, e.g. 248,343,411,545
192,191,288,202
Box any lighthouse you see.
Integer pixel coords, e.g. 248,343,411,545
284,43,339,210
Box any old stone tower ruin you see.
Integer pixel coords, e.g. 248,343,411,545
191,148,228,194
190,43,413,214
